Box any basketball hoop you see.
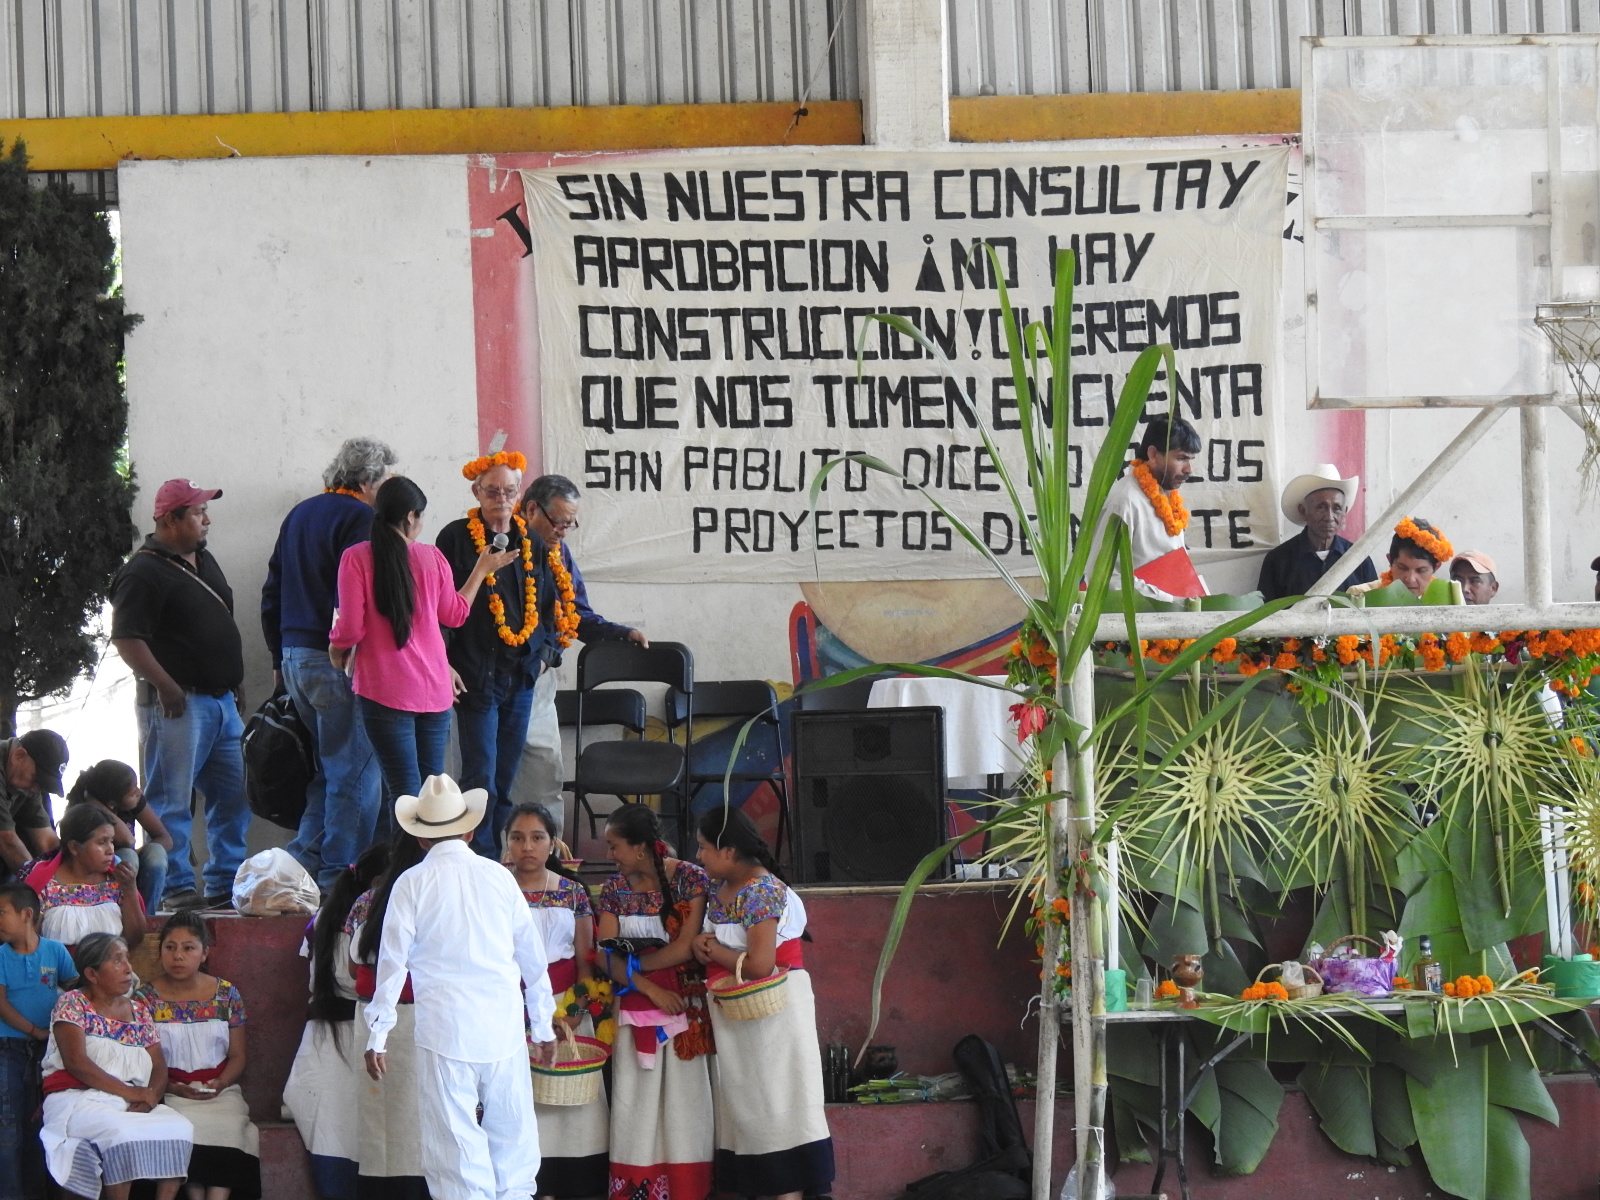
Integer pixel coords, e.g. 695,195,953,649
1535,301,1600,479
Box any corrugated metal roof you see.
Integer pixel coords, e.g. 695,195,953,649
947,0,1600,96
1,0,859,120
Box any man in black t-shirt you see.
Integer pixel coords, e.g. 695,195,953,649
109,480,250,911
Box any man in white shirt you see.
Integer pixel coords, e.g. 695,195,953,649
1087,415,1202,600
364,775,557,1200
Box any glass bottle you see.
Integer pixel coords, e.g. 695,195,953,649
1417,935,1444,994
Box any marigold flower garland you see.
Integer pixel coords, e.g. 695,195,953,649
323,487,364,500
549,546,581,649
467,509,539,646
1378,517,1454,586
462,450,528,481
1131,459,1189,536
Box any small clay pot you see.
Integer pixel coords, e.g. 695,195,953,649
1170,955,1204,989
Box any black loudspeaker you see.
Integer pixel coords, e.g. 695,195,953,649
791,707,948,885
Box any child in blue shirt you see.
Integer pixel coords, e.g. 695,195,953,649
0,881,75,1200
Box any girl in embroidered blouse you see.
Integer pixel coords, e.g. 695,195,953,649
40,932,193,1200
66,759,174,914
137,911,261,1200
506,803,609,1200
596,803,715,1200
692,807,834,1200
36,805,146,951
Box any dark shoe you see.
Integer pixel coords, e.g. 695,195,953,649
201,893,235,911
160,889,205,912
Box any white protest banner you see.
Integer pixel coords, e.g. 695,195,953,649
521,146,1287,583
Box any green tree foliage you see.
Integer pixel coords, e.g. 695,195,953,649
0,141,139,734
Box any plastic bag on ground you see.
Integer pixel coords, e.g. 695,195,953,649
232,848,319,916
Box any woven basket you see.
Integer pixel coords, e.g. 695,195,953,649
531,1028,608,1107
1256,963,1323,1000
709,952,789,1021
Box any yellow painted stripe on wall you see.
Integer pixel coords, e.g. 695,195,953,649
0,90,1303,173
0,99,864,172
950,90,1301,142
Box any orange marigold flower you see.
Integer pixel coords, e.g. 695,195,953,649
1028,641,1057,668
1445,632,1470,662
1238,659,1261,677
1545,629,1572,655
1008,640,1024,657
1312,646,1327,663
1274,652,1299,670
1476,975,1494,993
1051,897,1071,916
1420,645,1447,672
1554,679,1570,695
1336,635,1360,665
1469,632,1500,654
1393,976,1413,990
1283,638,1302,652
1212,637,1238,663
1443,982,1457,997
1525,634,1546,658
1155,980,1180,999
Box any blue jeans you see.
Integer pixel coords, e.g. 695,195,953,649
139,692,250,898
357,698,452,822
283,648,383,890
115,843,168,913
0,1037,45,1200
457,669,537,857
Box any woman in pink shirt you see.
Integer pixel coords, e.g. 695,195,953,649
330,476,515,812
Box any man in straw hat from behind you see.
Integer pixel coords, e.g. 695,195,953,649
364,775,558,1199
1256,463,1377,601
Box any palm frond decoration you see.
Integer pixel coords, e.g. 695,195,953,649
1392,667,1565,917
1542,735,1600,939
1284,691,1422,939
1110,691,1299,940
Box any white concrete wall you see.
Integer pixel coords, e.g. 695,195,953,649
116,147,1600,726
119,154,483,704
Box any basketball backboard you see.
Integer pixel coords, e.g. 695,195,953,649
1303,36,1600,407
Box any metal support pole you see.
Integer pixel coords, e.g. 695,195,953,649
1522,404,1552,608
1297,403,1511,603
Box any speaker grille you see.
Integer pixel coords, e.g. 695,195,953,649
792,707,947,885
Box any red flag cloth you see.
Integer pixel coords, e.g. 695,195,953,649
1134,548,1207,599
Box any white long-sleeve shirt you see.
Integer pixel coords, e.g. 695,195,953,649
1086,470,1190,602
364,837,556,1060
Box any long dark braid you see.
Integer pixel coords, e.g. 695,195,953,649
358,828,427,965
312,842,391,1027
608,803,674,920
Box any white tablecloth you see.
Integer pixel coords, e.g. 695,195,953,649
866,674,1022,781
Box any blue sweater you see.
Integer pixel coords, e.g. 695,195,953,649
261,492,372,667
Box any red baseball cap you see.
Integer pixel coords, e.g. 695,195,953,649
153,479,223,520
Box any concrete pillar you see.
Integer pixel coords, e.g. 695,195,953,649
856,0,949,148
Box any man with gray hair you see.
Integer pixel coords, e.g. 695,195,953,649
511,475,645,837
262,437,397,888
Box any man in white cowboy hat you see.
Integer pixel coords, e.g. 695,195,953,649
364,774,557,1200
1256,464,1378,601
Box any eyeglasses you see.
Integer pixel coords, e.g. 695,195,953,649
477,486,521,501
537,502,580,532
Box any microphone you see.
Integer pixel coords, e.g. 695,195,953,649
491,532,509,552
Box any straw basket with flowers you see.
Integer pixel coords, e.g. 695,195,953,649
708,951,788,1021
531,1026,609,1106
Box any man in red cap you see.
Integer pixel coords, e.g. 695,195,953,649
109,480,249,910
0,729,65,877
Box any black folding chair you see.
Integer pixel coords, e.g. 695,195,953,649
571,641,695,847
556,688,646,840
666,680,792,863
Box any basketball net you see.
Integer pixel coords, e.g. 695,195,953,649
1535,302,1600,482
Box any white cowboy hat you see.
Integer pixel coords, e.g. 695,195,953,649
1280,464,1360,526
394,774,487,840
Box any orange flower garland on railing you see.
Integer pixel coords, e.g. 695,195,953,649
1130,460,1189,536
467,510,538,646
462,450,528,481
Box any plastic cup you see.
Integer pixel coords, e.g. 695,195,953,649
1133,978,1153,1010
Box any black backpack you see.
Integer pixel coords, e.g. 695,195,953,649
242,690,316,829
894,1036,1032,1200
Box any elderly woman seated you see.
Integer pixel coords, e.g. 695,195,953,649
39,932,193,1200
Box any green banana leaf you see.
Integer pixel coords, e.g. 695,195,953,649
1298,1062,1376,1157
1204,1059,1284,1175
1402,1041,1557,1200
